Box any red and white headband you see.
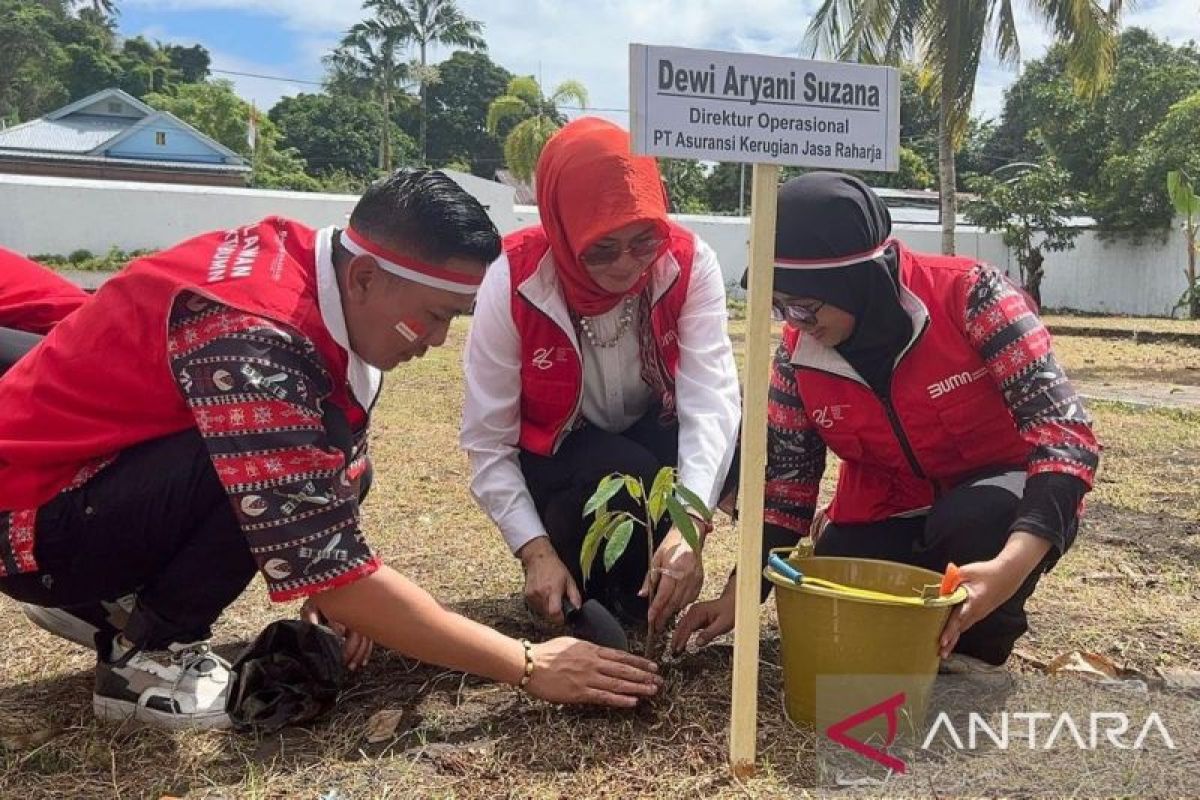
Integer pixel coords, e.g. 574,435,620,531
775,240,894,271
341,227,482,296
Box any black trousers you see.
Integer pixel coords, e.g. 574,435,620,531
813,471,1058,665
519,411,679,625
0,325,42,376
0,429,258,652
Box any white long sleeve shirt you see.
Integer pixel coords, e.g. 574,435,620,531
460,235,741,555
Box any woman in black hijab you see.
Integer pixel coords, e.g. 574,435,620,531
675,172,1101,671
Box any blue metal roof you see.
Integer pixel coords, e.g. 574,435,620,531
0,88,247,172
0,115,131,154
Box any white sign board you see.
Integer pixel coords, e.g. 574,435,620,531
630,44,900,171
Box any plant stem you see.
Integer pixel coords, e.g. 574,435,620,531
643,479,657,659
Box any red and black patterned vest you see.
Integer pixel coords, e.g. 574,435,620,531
0,217,364,511
785,244,1033,523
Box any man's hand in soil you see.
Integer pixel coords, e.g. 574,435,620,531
518,537,582,625
300,597,374,671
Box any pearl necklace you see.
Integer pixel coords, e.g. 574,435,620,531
579,296,636,349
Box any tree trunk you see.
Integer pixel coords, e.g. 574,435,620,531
1188,221,1199,320
937,81,957,255
381,85,392,173
419,42,428,166
1026,248,1045,309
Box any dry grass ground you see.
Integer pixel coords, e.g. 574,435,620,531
1,321,1197,799
1041,313,1200,337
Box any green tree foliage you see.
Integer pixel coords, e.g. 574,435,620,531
0,0,70,123
270,92,414,180
1093,92,1200,234
145,81,318,192
807,0,1127,254
660,159,710,214
164,44,211,84
703,162,747,215
424,50,511,176
965,160,1084,306
486,76,586,182
0,0,209,123
1167,169,1200,318
987,29,1200,234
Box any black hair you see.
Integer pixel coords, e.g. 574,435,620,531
349,168,501,265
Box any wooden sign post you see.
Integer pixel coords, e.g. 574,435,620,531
629,43,899,773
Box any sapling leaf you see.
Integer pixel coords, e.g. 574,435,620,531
674,484,713,522
647,466,674,524
666,496,700,553
583,474,625,518
624,476,642,500
580,512,611,581
603,519,636,571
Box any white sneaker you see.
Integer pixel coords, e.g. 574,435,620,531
93,639,232,730
21,596,134,649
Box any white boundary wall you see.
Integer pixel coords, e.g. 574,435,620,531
517,206,1189,317
0,175,1189,317
0,172,516,256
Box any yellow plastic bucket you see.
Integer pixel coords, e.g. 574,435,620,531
765,547,967,736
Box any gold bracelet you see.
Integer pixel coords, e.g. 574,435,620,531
517,638,534,691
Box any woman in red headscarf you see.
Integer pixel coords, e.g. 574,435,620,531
462,118,741,638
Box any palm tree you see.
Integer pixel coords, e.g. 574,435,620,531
35,0,116,16
487,76,588,183
367,0,485,166
325,19,411,172
806,0,1127,254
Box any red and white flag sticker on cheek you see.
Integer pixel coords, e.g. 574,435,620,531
395,318,427,342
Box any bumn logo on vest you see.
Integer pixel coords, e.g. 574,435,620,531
927,367,988,400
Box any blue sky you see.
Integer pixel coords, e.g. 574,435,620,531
119,0,1200,123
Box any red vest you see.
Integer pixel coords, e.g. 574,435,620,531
505,223,694,456
787,244,1031,524
0,248,89,334
0,217,364,511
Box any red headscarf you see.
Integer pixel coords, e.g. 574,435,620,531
535,117,669,316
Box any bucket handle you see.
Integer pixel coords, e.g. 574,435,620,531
767,553,961,606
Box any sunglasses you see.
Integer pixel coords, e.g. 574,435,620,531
580,236,666,267
772,298,825,326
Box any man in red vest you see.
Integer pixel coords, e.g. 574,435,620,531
673,173,1100,670
0,169,662,730
0,248,90,374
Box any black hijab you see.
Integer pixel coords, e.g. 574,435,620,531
770,172,913,396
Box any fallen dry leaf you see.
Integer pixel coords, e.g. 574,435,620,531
1045,650,1122,681
364,708,405,744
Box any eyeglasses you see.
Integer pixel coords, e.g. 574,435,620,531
772,298,825,326
580,236,666,267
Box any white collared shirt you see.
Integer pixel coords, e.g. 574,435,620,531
578,297,655,433
461,235,741,555
314,226,383,412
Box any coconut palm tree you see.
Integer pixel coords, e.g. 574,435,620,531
805,0,1127,254
367,0,485,166
325,18,411,172
487,76,588,183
